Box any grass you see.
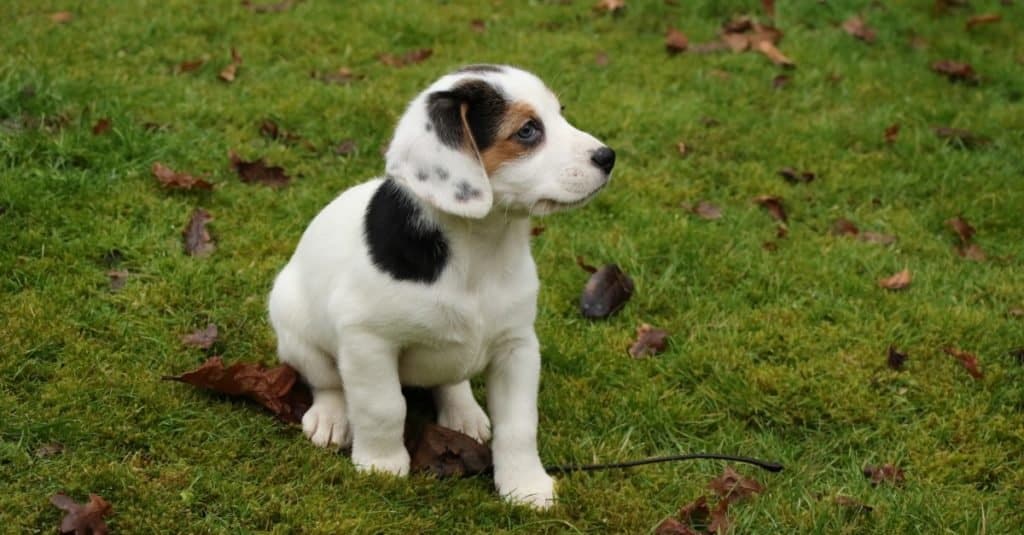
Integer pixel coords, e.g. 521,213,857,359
2,0,1023,532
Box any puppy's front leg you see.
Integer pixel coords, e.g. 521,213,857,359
488,332,555,509
338,331,410,476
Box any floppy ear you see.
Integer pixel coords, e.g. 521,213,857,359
385,79,506,219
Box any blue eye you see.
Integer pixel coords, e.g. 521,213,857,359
516,121,542,143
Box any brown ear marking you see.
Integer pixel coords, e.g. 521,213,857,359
480,101,539,175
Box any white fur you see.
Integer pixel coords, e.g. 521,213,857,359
268,65,611,509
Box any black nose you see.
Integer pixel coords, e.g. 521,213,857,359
590,147,616,174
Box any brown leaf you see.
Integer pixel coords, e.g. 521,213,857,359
241,0,296,13
580,264,634,319
690,200,723,220
219,47,243,82
945,216,976,244
152,162,213,191
177,58,205,74
334,139,357,156
834,495,873,513
595,51,610,66
966,13,1001,30
259,119,304,145
530,226,546,237
164,356,312,423
778,167,815,184
944,347,983,379
50,493,112,535
887,346,908,370
50,11,74,23
754,39,794,67
91,118,111,136
666,27,688,54
655,517,700,535
863,463,906,486
708,499,731,534
182,208,215,257
594,0,626,13
316,67,361,85
107,270,128,292
408,423,493,478
678,496,711,527
378,49,433,68
933,126,989,148
628,323,669,358
842,15,877,43
229,151,291,187
831,218,859,237
884,123,900,143
35,442,65,458
721,32,750,53
930,60,978,83
754,195,787,222
182,323,219,350
860,231,897,245
708,465,765,504
878,268,911,290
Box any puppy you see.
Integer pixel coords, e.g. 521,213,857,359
268,64,615,508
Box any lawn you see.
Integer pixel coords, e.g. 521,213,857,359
2,0,1023,533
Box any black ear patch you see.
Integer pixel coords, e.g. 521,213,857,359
364,180,449,284
427,80,507,152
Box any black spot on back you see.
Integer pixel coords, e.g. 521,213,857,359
364,180,449,284
427,79,507,151
456,64,505,74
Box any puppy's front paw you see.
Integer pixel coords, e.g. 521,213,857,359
302,390,351,449
352,448,411,477
496,469,556,510
437,402,492,443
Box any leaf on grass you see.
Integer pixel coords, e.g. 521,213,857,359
177,58,205,74
219,47,243,82
183,208,215,257
933,126,989,148
966,13,1001,30
834,495,873,513
594,0,626,14
530,226,546,237
708,466,765,503
36,442,65,458
655,517,700,535
408,423,493,478
628,323,669,358
678,496,711,528
831,218,859,236
50,11,74,23
887,346,908,370
779,167,815,184
666,28,688,54
153,162,213,191
107,270,128,292
164,356,312,423
687,200,723,220
315,67,361,85
754,195,787,222
930,60,978,83
182,323,219,350
580,264,634,319
708,500,730,534
884,123,900,143
863,463,905,486
945,216,976,244
334,139,357,156
378,49,433,68
241,0,296,13
91,118,112,135
944,347,983,379
50,493,112,535
878,269,911,290
842,15,877,43
752,36,794,67
229,151,291,187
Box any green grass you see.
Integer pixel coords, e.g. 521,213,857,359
2,0,1023,533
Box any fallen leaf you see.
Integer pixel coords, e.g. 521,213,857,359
628,323,669,358
152,162,213,191
863,463,905,486
50,493,112,535
752,35,794,67
594,0,626,13
241,0,296,13
888,346,908,370
182,208,215,257
580,264,634,319
690,200,723,220
107,270,128,292
316,67,361,85
831,218,859,236
378,49,433,68
408,423,493,478
930,60,978,83
50,11,74,23
842,15,877,43
182,323,219,350
595,51,610,66
860,232,897,245
177,58,205,74
91,118,112,136
834,495,873,513
884,123,900,143
944,347,983,379
229,151,291,187
778,167,815,184
655,517,700,535
678,496,711,528
708,500,730,534
219,47,243,82
754,195,787,222
708,466,765,503
666,27,688,54
35,442,65,458
772,74,790,89
878,269,911,290
966,13,1001,30
945,216,976,244
334,139,357,156
933,126,989,148
531,226,546,237
164,356,312,423
259,119,303,144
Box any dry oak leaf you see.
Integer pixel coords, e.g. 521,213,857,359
152,162,213,191
219,47,243,82
754,195,787,222
164,356,313,423
708,465,765,504
579,263,634,319
594,0,626,14
878,268,911,290
666,27,689,54
628,323,669,358
229,151,292,187
966,13,1001,30
888,346,908,371
842,15,877,43
863,463,905,486
182,323,219,350
944,347,983,379
409,423,493,478
50,11,74,23
182,208,215,257
378,49,433,68
884,123,900,143
91,118,112,136
50,493,112,535
930,60,978,83
678,495,711,528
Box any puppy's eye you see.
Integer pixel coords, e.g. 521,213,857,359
515,120,542,143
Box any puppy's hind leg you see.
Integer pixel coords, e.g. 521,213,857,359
278,333,351,449
435,381,491,443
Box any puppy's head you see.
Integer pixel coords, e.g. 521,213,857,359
385,64,614,219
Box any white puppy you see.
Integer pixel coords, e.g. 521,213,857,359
268,64,615,509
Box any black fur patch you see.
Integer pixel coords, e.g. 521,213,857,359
427,79,507,152
454,181,482,202
456,64,505,74
364,180,449,283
